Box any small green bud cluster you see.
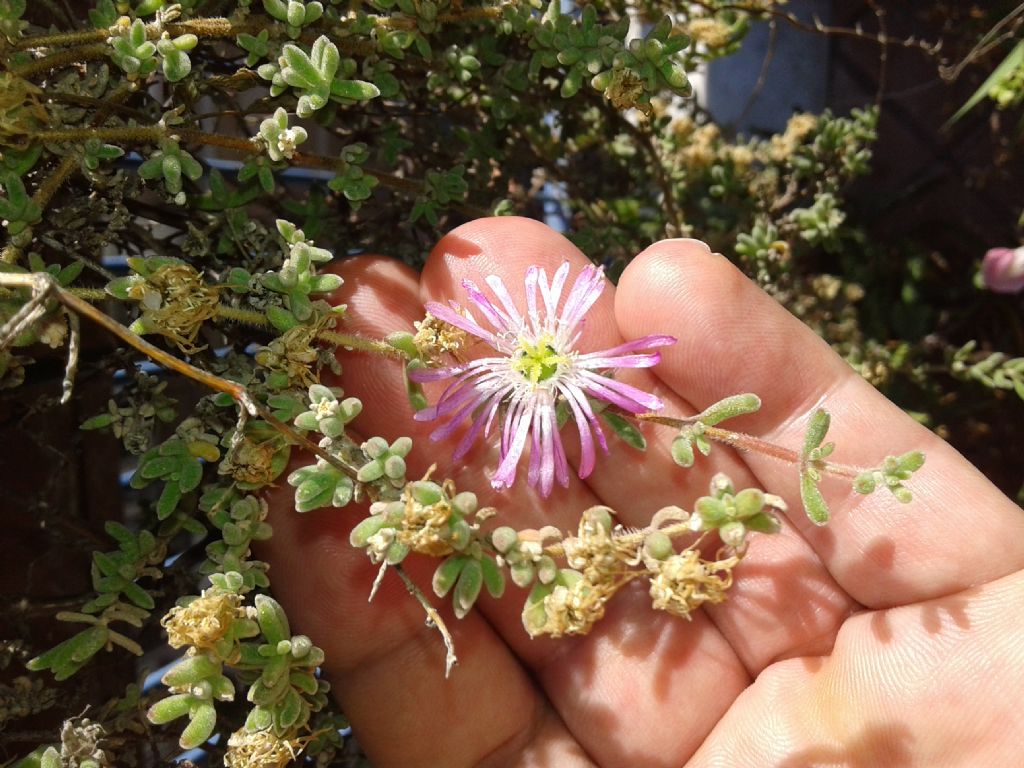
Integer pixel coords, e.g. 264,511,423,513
107,18,159,79
289,383,417,513
351,480,503,617
355,435,412,485
671,393,762,467
258,36,380,118
791,107,877,181
131,435,206,519
293,383,362,438
287,454,355,513
263,0,324,39
690,473,783,548
261,219,343,329
735,220,789,275
789,192,845,252
258,107,308,163
236,28,272,66
490,525,561,589
107,18,198,83
410,165,469,226
528,5,689,111
80,138,125,174
951,340,1024,400
853,451,926,504
235,595,329,735
200,492,274,590
326,143,378,209
147,652,237,749
156,30,199,82
0,172,41,246
138,139,203,204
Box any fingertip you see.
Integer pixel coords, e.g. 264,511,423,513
617,238,747,347
325,254,421,331
621,237,735,300
421,216,588,303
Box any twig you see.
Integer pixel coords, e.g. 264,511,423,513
30,124,491,220
688,0,941,57
635,412,863,479
593,96,684,234
735,16,778,128
0,272,361,481
940,2,1024,82
866,0,889,106
61,309,79,405
394,563,458,677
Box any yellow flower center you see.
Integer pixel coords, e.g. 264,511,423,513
511,335,567,384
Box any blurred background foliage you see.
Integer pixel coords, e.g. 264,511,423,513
0,0,1021,765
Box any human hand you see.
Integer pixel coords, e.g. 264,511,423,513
263,217,1024,767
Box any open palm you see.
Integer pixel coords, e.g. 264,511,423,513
263,218,1024,767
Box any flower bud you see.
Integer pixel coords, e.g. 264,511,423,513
981,246,1024,294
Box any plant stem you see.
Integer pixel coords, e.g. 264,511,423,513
214,303,405,358
32,124,489,218
0,272,361,481
636,413,862,479
394,563,458,677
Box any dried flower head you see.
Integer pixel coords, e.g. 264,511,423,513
648,549,737,619
522,572,615,638
162,589,243,651
135,263,221,354
411,263,674,496
224,727,300,768
412,311,468,362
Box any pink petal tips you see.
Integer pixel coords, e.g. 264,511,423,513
981,246,1024,294
409,262,675,497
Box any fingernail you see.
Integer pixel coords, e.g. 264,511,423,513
645,238,712,255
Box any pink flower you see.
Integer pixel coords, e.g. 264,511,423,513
409,263,674,497
981,246,1024,294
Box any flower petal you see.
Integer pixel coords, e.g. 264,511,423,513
428,388,496,442
524,265,541,335
418,369,505,421
576,370,664,412
492,399,535,490
485,274,525,328
423,301,497,345
550,411,570,489
462,279,516,333
558,265,605,335
539,262,571,326
577,334,676,361
561,381,608,456
577,352,662,370
452,391,506,461
560,384,596,478
408,357,498,384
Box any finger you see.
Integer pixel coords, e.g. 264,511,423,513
686,568,1024,767
420,219,753,765
617,241,1024,607
261,257,544,768
535,240,856,673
